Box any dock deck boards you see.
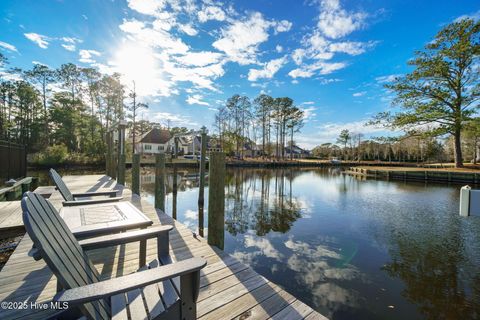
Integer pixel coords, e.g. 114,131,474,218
0,201,23,231
0,175,327,320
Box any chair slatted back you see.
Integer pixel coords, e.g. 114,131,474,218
49,169,74,201
22,192,110,320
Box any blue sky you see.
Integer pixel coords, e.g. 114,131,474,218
0,0,479,148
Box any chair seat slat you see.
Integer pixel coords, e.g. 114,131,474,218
126,289,148,320
111,293,128,320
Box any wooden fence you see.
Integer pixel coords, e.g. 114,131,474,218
0,140,27,182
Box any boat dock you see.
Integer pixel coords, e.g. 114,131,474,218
0,174,326,320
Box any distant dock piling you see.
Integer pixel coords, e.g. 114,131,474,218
132,154,140,195
117,120,127,185
172,164,178,219
207,152,225,250
155,154,166,211
198,128,207,207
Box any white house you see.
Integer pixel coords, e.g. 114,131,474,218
135,128,171,154
169,134,202,155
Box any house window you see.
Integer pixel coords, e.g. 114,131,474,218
158,145,164,151
144,144,152,150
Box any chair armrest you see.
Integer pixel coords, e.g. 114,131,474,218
73,190,118,198
62,197,123,206
78,225,173,250
54,257,207,305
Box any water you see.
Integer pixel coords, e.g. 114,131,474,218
31,167,480,319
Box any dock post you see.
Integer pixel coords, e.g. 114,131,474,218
208,152,226,250
117,120,127,185
106,131,112,176
110,131,117,179
459,185,471,216
198,127,207,207
132,154,140,195
172,164,178,219
155,154,166,211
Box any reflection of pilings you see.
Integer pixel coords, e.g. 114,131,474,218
155,154,166,211
132,154,140,195
208,152,225,250
172,165,178,219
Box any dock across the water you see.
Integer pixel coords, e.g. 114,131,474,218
0,175,327,320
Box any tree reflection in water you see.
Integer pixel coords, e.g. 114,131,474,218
381,214,480,319
224,168,303,236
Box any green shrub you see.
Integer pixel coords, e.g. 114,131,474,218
31,144,69,166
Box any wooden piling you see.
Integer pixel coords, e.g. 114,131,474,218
172,165,178,219
117,121,127,185
132,153,140,195
198,130,207,206
207,152,225,250
198,205,204,237
105,131,112,176
155,154,166,211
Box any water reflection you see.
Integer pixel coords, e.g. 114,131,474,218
136,167,480,319
225,169,303,236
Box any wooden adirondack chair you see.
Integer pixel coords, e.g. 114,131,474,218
49,169,124,206
22,192,206,320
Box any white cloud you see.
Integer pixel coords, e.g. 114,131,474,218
288,68,315,79
247,56,287,81
186,94,209,106
175,51,223,67
179,24,198,36
287,0,373,79
296,120,389,149
317,0,367,39
213,12,290,65
375,74,402,83
198,5,226,23
275,45,283,53
329,41,374,55
289,61,345,78
454,10,480,22
292,48,306,65
352,91,366,97
273,20,292,34
301,106,317,122
150,111,199,127
0,41,17,52
120,19,189,54
79,49,101,63
318,78,342,85
62,44,76,52
62,37,82,44
127,0,166,16
24,33,49,49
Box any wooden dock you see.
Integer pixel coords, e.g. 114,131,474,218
0,201,23,236
345,166,480,184
0,175,327,320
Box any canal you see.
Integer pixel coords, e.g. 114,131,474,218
31,167,480,319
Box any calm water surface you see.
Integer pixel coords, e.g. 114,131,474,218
32,167,480,319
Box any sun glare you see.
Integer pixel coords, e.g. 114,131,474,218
112,43,162,96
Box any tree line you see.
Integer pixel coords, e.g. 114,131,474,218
313,18,479,167
214,94,305,159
